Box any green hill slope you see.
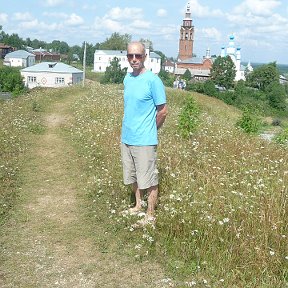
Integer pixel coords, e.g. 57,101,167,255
0,82,287,287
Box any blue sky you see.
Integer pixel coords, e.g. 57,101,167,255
1,0,288,64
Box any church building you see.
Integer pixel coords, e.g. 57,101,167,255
175,2,213,81
220,35,253,81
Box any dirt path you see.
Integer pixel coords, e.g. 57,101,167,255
0,94,167,287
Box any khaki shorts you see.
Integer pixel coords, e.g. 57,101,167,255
121,143,158,190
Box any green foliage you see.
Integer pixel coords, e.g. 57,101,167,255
266,82,287,111
183,69,192,81
178,96,200,138
82,42,95,66
203,80,217,97
0,66,25,94
246,62,280,92
274,128,288,145
236,107,262,134
0,31,25,49
47,40,69,54
186,82,205,93
100,57,127,84
210,56,236,89
158,69,174,87
139,38,153,51
99,32,131,50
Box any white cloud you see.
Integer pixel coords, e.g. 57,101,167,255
64,13,84,26
107,7,144,21
0,13,8,23
20,19,59,31
13,12,33,21
42,12,83,26
157,9,167,17
93,7,150,34
95,18,123,33
200,27,222,42
185,0,223,17
43,12,68,18
43,0,65,7
131,19,151,29
233,0,281,16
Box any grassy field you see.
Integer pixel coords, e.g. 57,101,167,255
0,82,287,287
67,82,287,287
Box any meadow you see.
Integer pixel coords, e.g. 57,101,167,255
68,82,287,287
0,82,287,287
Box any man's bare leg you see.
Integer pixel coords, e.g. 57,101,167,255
146,185,158,218
130,182,142,212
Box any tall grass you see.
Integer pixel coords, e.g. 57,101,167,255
68,82,287,287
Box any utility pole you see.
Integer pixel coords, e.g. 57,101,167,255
82,41,86,87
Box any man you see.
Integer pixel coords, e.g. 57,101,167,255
121,41,167,226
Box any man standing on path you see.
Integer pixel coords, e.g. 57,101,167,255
121,41,167,226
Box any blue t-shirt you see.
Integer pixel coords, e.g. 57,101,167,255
121,70,166,146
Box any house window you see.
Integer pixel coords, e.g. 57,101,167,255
27,76,36,82
55,77,65,84
99,57,101,60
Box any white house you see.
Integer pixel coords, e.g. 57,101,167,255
21,62,83,89
163,59,175,73
93,46,162,74
4,50,35,68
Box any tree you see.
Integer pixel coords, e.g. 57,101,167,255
101,57,127,84
3,33,25,49
0,66,25,95
47,40,69,54
140,38,153,51
203,80,217,97
183,69,192,81
158,69,174,87
30,38,47,49
246,62,279,92
99,33,131,50
210,56,236,89
79,42,95,66
266,82,287,111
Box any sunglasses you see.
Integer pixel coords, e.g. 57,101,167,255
127,54,145,60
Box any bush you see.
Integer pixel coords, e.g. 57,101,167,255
236,107,262,134
0,66,25,94
178,96,200,139
100,57,127,84
203,80,218,97
274,128,288,145
186,82,204,93
158,70,174,87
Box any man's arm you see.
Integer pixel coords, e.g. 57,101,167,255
156,104,168,129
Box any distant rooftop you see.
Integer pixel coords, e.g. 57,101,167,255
94,49,161,59
21,62,83,73
5,50,35,58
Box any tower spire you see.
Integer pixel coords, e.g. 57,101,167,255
178,2,194,61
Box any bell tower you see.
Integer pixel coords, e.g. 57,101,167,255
178,2,194,61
